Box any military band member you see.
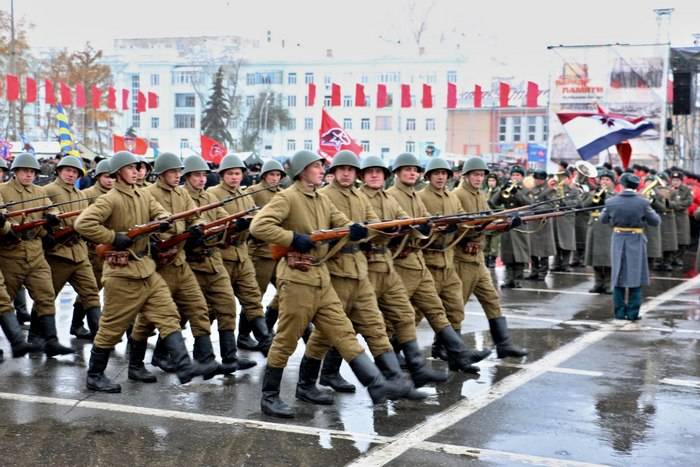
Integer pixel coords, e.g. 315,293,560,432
583,169,615,293
655,174,677,272
550,173,577,272
522,170,557,281
482,172,501,268
641,175,664,271
669,171,692,268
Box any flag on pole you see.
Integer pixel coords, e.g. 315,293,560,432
473,84,482,108
55,104,81,158
307,83,316,106
25,77,37,103
121,89,129,110
147,91,158,109
112,134,149,155
499,82,510,107
91,85,101,109
137,91,147,112
6,75,20,101
355,83,366,107
318,109,363,162
422,84,432,108
526,81,539,107
447,82,457,109
60,82,72,106
200,135,227,165
45,79,56,104
107,87,117,109
401,84,411,108
377,84,388,108
75,83,87,108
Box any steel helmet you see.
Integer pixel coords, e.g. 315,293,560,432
218,154,246,173
56,155,85,175
109,151,139,174
182,155,211,176
424,157,453,177
360,155,391,178
392,153,423,173
94,159,112,177
0,158,8,170
329,150,360,172
11,152,41,171
152,152,184,175
260,159,286,177
462,157,490,175
289,150,324,179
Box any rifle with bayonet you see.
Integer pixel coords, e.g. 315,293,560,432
0,194,52,210
6,197,94,219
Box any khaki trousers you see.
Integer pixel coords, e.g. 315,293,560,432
455,259,502,320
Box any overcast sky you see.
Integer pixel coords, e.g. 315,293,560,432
7,0,700,82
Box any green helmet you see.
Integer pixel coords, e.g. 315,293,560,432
153,152,184,175
11,153,41,171
110,151,139,174
56,155,85,174
289,150,323,179
183,155,211,176
462,157,490,175
392,153,423,173
424,157,453,177
360,155,390,178
218,154,246,173
261,159,286,177
94,159,112,177
0,158,9,170
329,150,360,172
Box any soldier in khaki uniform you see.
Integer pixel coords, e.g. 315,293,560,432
182,155,255,372
299,151,420,405
207,155,271,354
80,159,113,289
482,173,501,268
43,156,102,340
75,151,209,393
135,157,151,188
669,171,692,268
0,153,74,358
387,153,490,373
583,169,615,293
522,170,557,281
250,150,411,418
454,158,528,359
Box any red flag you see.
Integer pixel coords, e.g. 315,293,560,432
422,84,433,108
6,75,20,101
137,91,147,112
447,82,457,109
75,83,87,108
616,141,632,170
376,84,388,108
112,134,148,155
331,83,341,106
121,89,129,110
499,82,510,107
318,109,363,162
200,135,227,165
60,82,72,106
25,77,37,103
355,83,366,107
307,83,316,106
147,91,158,109
667,79,673,103
45,79,56,104
526,81,539,107
91,85,101,109
473,84,482,108
107,87,117,109
401,84,411,108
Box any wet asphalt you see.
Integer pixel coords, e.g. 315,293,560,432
0,254,699,467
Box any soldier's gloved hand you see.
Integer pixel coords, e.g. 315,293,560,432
235,217,252,232
291,232,315,253
0,213,5,229
158,220,172,232
113,232,134,250
186,225,205,247
348,223,368,241
443,223,459,234
42,234,57,251
509,214,522,228
44,213,61,227
415,223,432,236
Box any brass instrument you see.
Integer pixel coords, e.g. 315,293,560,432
573,160,598,192
641,176,667,200
501,180,520,199
554,170,568,197
591,187,607,204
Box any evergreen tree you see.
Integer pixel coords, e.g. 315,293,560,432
201,66,233,146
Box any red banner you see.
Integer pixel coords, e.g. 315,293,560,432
422,84,432,108
6,75,19,101
137,91,147,112
473,84,482,108
45,79,56,104
75,83,87,108
107,87,117,110
526,81,539,107
355,83,366,107
377,84,388,108
200,135,227,165
112,134,148,155
447,82,457,109
307,83,316,106
401,84,411,108
331,83,341,106
60,82,72,106
499,82,510,107
147,91,158,109
318,109,363,162
91,85,101,109
25,77,37,103
121,89,129,110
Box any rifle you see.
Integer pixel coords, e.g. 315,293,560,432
6,197,95,219
0,194,52,210
11,209,82,234
477,205,601,234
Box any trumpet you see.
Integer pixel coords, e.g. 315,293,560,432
501,180,520,199
641,176,667,200
554,170,568,197
591,187,607,204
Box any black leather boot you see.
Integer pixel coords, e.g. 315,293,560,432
219,330,256,371
374,351,426,400
237,316,259,351
430,334,448,361
296,356,334,405
488,317,528,358
525,257,540,280
261,366,295,418
128,338,157,383
264,306,278,334
87,346,121,393
84,306,101,339
348,353,412,403
401,339,448,387
250,316,272,356
39,315,75,357
70,302,91,339
319,347,356,393
163,331,216,384
0,312,42,357
151,336,177,373
437,326,483,374
193,335,236,380
28,310,45,348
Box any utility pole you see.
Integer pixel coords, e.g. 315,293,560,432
8,0,17,140
653,8,674,44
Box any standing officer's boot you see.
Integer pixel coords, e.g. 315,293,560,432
70,302,91,339
27,310,45,348
86,346,121,393
661,252,673,272
374,351,427,400
295,356,334,405
437,326,484,374
319,347,356,393
401,339,448,387
219,330,256,371
84,306,102,340
236,316,259,351
525,257,540,280
127,338,157,383
39,315,75,357
163,331,216,384
151,336,177,373
348,353,412,403
261,366,295,418
193,335,235,380
250,316,272,356
264,306,278,334
430,334,448,361
488,317,528,358
0,312,42,357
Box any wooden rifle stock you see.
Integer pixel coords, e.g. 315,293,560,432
11,209,82,234
6,197,94,219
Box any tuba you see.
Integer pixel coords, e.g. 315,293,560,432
573,161,598,192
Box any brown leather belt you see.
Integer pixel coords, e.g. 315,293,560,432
339,245,360,254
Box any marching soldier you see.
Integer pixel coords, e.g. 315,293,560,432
490,166,530,288
207,155,272,354
75,151,209,393
249,150,411,418
583,169,615,293
482,172,501,268
81,159,114,286
522,170,557,281
387,153,490,373
0,153,74,358
182,155,256,373
43,155,102,340
453,158,528,359
641,175,664,271
669,171,692,268
135,157,152,188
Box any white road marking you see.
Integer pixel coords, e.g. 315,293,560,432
547,367,605,378
549,271,689,282
660,378,700,390
504,287,601,296
348,274,700,467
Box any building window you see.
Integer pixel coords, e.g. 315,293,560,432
304,139,313,150
324,96,332,107
180,138,189,150
304,72,314,84
513,117,522,142
286,118,296,130
447,70,457,83
324,75,331,87
405,141,416,153
150,73,160,86
172,71,199,85
246,71,283,85
304,118,314,130
498,117,507,142
527,116,537,142
343,118,352,130
287,95,297,107
175,93,196,108
361,140,370,152
287,139,296,151
288,72,297,85
361,118,370,130
360,74,369,84
131,74,140,128
425,118,436,131
246,95,255,107
343,95,352,107
174,114,196,128
406,118,416,131
542,117,549,141
151,117,159,129
376,116,392,131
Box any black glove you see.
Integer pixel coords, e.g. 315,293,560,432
113,232,134,250
443,223,459,234
509,214,522,228
42,234,57,250
44,213,61,227
415,223,431,236
0,213,5,229
348,223,368,241
186,225,205,248
158,220,172,233
235,217,252,232
291,233,315,253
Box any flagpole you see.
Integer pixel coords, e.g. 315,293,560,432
9,0,17,140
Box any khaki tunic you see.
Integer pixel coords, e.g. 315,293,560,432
0,192,16,315
81,182,111,287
